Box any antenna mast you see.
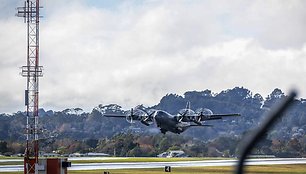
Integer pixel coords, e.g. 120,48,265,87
17,0,43,173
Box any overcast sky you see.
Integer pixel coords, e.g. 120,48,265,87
0,0,306,113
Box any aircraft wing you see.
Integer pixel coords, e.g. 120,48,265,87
178,113,240,125
103,108,154,126
199,113,240,121
189,124,213,127
103,114,126,118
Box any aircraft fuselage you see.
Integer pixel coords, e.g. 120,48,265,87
154,110,189,134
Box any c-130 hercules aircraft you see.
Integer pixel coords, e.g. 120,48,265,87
104,102,240,134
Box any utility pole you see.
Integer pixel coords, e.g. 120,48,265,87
17,1,43,173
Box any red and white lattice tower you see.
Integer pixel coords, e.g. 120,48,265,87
17,0,43,173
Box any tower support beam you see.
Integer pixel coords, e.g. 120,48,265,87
17,1,43,174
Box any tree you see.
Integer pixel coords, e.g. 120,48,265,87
0,141,8,153
74,108,83,115
127,146,141,157
263,88,284,108
287,138,301,153
85,139,99,149
158,137,171,152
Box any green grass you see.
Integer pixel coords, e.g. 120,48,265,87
0,161,23,166
67,165,306,174
0,157,23,166
244,165,306,174
0,156,21,160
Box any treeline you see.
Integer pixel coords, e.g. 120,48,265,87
92,133,306,157
1,132,305,158
0,87,306,157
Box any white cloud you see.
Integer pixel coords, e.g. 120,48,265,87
0,0,305,113
227,0,306,49
0,17,26,113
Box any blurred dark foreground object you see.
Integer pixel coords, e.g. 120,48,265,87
235,90,297,174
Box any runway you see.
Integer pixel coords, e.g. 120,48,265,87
1,158,306,172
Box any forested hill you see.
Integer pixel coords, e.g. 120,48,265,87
1,87,305,142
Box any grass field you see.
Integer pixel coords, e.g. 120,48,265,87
70,165,306,174
2,165,304,174
69,165,306,174
0,156,20,160
0,157,23,166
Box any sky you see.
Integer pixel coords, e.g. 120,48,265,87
0,0,306,113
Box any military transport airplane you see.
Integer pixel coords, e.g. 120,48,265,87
104,102,240,134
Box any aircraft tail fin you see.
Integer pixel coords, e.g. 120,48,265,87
186,101,191,110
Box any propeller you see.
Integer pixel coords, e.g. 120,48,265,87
192,117,202,125
177,108,195,122
125,107,154,125
125,108,135,123
188,108,213,125
196,108,213,117
137,108,155,126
